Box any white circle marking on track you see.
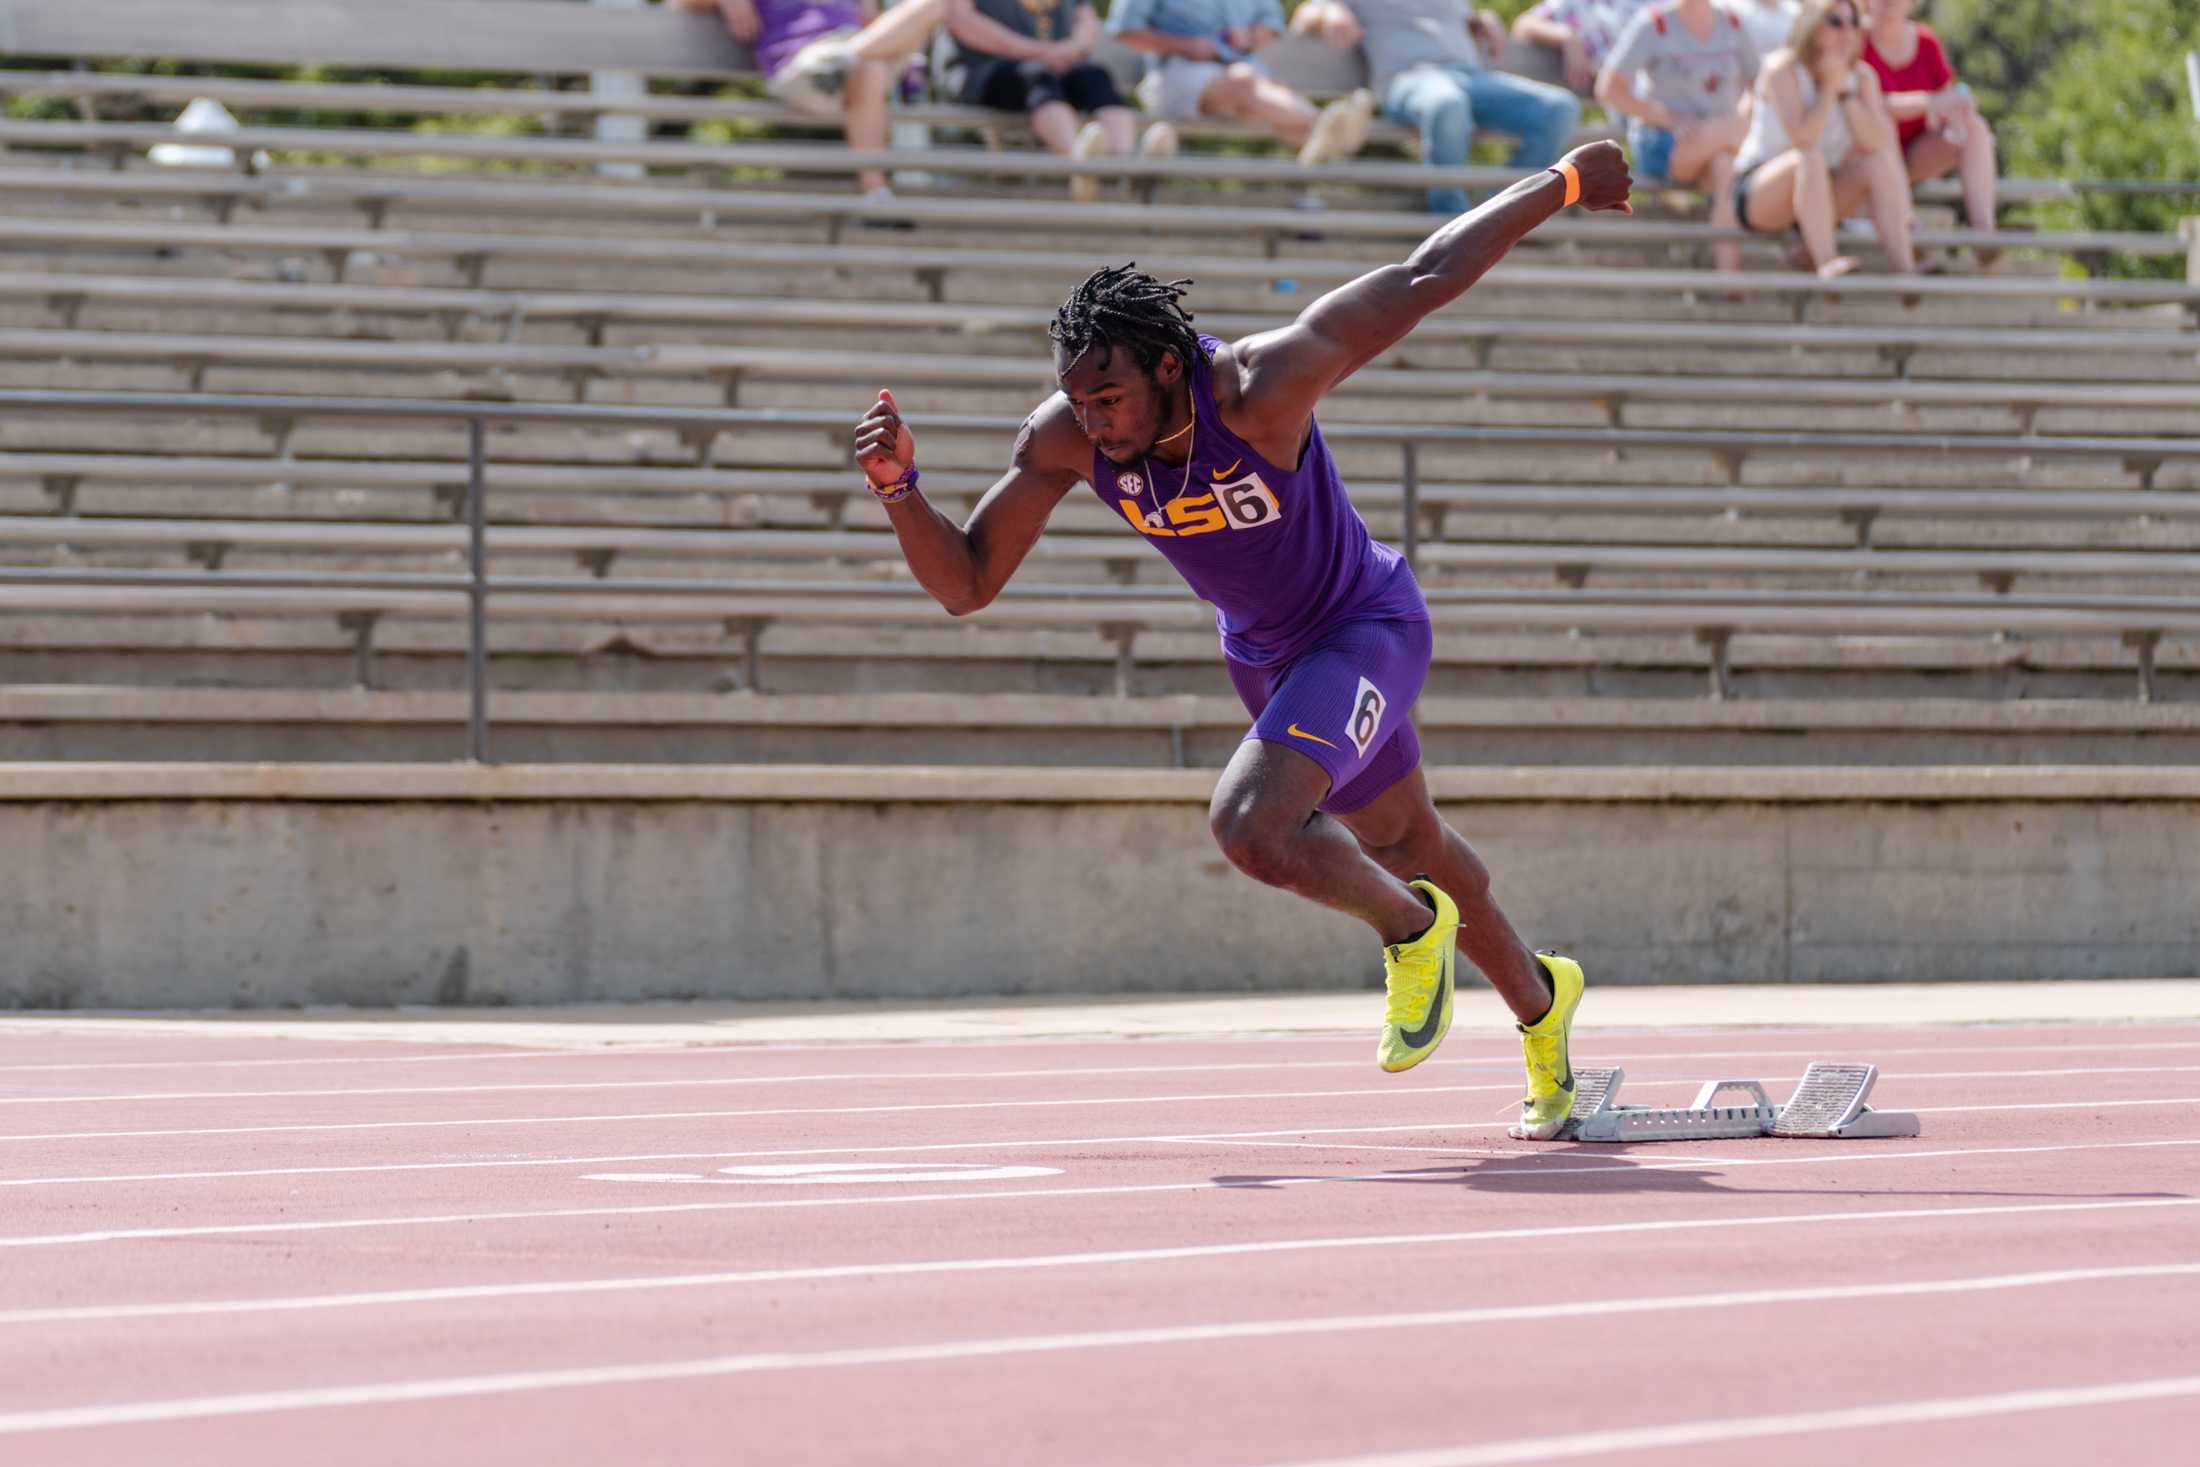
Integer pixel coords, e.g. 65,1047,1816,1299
582,1161,1065,1185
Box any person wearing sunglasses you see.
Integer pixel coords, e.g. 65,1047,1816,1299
1730,0,1917,277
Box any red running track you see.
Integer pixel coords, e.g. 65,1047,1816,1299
0,1018,2196,1466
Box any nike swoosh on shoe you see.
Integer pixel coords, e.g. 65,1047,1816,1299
1398,963,1450,1049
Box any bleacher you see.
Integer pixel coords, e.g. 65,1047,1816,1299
1,0,2196,768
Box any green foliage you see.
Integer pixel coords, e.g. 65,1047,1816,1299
1918,0,2090,120
1945,0,2200,277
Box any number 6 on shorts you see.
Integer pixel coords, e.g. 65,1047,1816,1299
1347,676,1387,757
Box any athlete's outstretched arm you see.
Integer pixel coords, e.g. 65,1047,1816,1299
854,390,1082,616
1228,141,1633,434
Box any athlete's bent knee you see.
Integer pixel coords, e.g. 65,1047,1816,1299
1209,808,1294,885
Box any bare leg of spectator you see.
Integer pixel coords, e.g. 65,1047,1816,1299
1837,146,1918,274
1905,123,2000,268
1200,65,1317,148
845,58,892,196
1954,122,1999,244
1702,151,1741,274
1030,100,1081,154
848,0,944,64
1667,120,1745,274
1745,148,1855,278
1095,105,1138,156
1067,109,1137,205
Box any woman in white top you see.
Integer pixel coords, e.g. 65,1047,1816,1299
1732,0,1915,278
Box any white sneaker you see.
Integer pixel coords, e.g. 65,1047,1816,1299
1299,87,1374,169
1070,119,1111,203
1139,121,1180,159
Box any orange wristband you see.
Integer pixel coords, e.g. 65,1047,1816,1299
1552,159,1581,208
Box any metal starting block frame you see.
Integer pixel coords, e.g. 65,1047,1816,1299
1557,1062,1921,1143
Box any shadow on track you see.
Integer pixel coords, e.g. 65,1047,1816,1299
1211,1152,2196,1202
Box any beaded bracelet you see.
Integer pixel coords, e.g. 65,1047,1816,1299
871,465,920,504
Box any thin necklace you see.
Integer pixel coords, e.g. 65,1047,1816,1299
1141,407,1195,529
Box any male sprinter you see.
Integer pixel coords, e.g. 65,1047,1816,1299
853,141,1632,1139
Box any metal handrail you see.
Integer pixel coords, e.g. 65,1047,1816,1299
3,110,2197,202
3,392,2198,462
7,567,2193,615
3,388,2198,757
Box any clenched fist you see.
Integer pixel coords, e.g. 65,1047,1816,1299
855,388,915,489
1559,139,1633,215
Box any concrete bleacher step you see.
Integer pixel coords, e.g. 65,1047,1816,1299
0,586,2188,696
5,415,2195,499
0,228,2151,337
0,685,2193,765
11,514,2195,597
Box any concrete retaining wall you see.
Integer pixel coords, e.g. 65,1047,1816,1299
1,764,2194,1008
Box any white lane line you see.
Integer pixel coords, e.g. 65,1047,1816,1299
5,1155,2198,1253
0,1064,1516,1104
0,1083,1522,1144
3,1161,2194,1329
3,1264,2197,1437
1272,1376,2200,1467
0,1121,1500,1188
3,1034,2197,1078
6,1060,2195,1107
0,1049,533,1075
1912,1096,2200,1114
8,1083,2198,1149
6,1120,2194,1194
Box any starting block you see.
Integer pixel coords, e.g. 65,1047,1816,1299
1556,1062,1921,1143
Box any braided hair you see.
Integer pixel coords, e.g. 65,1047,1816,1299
1048,264,1209,379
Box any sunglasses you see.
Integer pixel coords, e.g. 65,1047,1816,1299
1823,14,1855,26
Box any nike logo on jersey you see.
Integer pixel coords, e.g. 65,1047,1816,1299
1286,722,1338,749
1211,459,1241,480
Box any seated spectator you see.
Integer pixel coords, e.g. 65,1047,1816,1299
1511,0,1655,96
1736,0,1797,60
1296,0,1582,215
1110,0,1375,169
941,0,1163,202
679,0,942,204
1859,0,1998,267
1596,1,1757,273
1732,0,1916,277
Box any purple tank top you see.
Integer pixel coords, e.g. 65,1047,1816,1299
754,0,863,78
1086,337,1427,667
